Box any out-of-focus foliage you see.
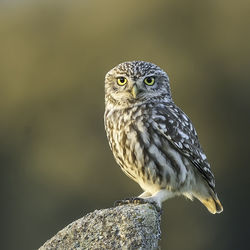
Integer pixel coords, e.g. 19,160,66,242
0,0,249,249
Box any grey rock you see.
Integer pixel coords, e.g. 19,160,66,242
39,203,161,250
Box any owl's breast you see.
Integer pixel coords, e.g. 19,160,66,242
105,104,195,190
105,106,150,180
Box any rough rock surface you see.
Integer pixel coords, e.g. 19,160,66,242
39,203,161,250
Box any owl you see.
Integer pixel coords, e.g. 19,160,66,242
104,61,223,214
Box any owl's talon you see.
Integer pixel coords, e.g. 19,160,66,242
114,197,134,206
114,200,124,206
114,198,132,206
114,197,162,213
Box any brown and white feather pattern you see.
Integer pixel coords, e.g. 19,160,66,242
104,61,223,214
151,102,216,190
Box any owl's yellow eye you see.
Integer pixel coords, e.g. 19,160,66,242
117,77,127,86
144,76,155,86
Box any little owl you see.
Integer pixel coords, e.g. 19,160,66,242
104,61,223,214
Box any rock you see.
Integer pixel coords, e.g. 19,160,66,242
39,203,161,250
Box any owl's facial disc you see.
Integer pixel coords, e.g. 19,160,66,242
109,75,159,103
115,76,146,100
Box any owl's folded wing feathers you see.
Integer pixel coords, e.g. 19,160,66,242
151,103,215,190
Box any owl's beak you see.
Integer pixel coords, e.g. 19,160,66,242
131,85,139,98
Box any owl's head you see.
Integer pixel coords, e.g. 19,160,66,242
105,61,172,108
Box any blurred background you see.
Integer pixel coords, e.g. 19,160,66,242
1,0,249,249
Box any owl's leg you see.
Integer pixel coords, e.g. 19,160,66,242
141,189,174,208
138,191,151,198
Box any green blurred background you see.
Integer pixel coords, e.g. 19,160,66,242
1,0,249,249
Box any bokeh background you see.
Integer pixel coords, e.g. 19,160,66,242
1,0,249,249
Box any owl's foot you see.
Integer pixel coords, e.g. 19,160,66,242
114,197,146,206
114,197,162,213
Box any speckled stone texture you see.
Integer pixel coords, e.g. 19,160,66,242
39,203,161,250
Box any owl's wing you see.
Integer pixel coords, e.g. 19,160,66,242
152,103,215,190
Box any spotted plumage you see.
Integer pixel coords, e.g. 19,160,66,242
104,61,223,214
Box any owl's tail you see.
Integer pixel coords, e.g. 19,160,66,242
197,193,223,214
